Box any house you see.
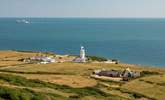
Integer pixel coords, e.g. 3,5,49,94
19,55,55,64
31,56,55,63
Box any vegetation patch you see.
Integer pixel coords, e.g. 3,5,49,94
95,78,125,86
115,88,156,100
141,71,161,77
157,83,165,86
0,73,123,99
87,55,108,62
0,69,74,75
0,63,29,68
139,79,165,87
0,86,65,100
139,79,155,84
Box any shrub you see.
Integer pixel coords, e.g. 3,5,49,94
141,71,160,77
87,55,108,62
0,86,66,100
0,86,31,100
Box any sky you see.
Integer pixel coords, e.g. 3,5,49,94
0,0,165,18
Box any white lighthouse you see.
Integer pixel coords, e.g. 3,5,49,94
80,46,86,62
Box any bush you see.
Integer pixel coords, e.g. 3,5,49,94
0,86,33,100
0,86,66,100
141,71,160,77
87,55,108,62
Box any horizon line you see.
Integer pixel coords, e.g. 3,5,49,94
1,16,165,19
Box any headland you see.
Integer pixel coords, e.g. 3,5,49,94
0,50,165,100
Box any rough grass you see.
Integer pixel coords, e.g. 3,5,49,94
14,74,97,88
0,51,37,59
0,51,165,100
0,73,126,99
0,63,96,75
0,61,25,67
115,88,156,100
121,77,165,100
139,75,165,87
0,86,66,100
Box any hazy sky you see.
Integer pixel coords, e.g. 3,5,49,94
0,0,165,18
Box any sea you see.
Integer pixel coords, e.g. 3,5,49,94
0,18,165,67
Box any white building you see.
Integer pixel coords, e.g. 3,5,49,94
31,56,55,64
80,46,85,59
73,46,86,63
80,46,86,62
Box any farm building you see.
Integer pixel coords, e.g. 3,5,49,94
92,68,141,81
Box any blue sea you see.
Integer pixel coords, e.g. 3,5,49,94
0,18,165,67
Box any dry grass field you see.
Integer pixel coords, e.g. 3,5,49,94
0,50,37,59
0,51,165,100
14,74,97,88
0,61,25,66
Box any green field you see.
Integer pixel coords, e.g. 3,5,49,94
0,51,165,100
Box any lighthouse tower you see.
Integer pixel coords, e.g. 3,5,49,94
80,46,86,62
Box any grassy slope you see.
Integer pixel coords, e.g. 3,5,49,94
0,51,165,100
